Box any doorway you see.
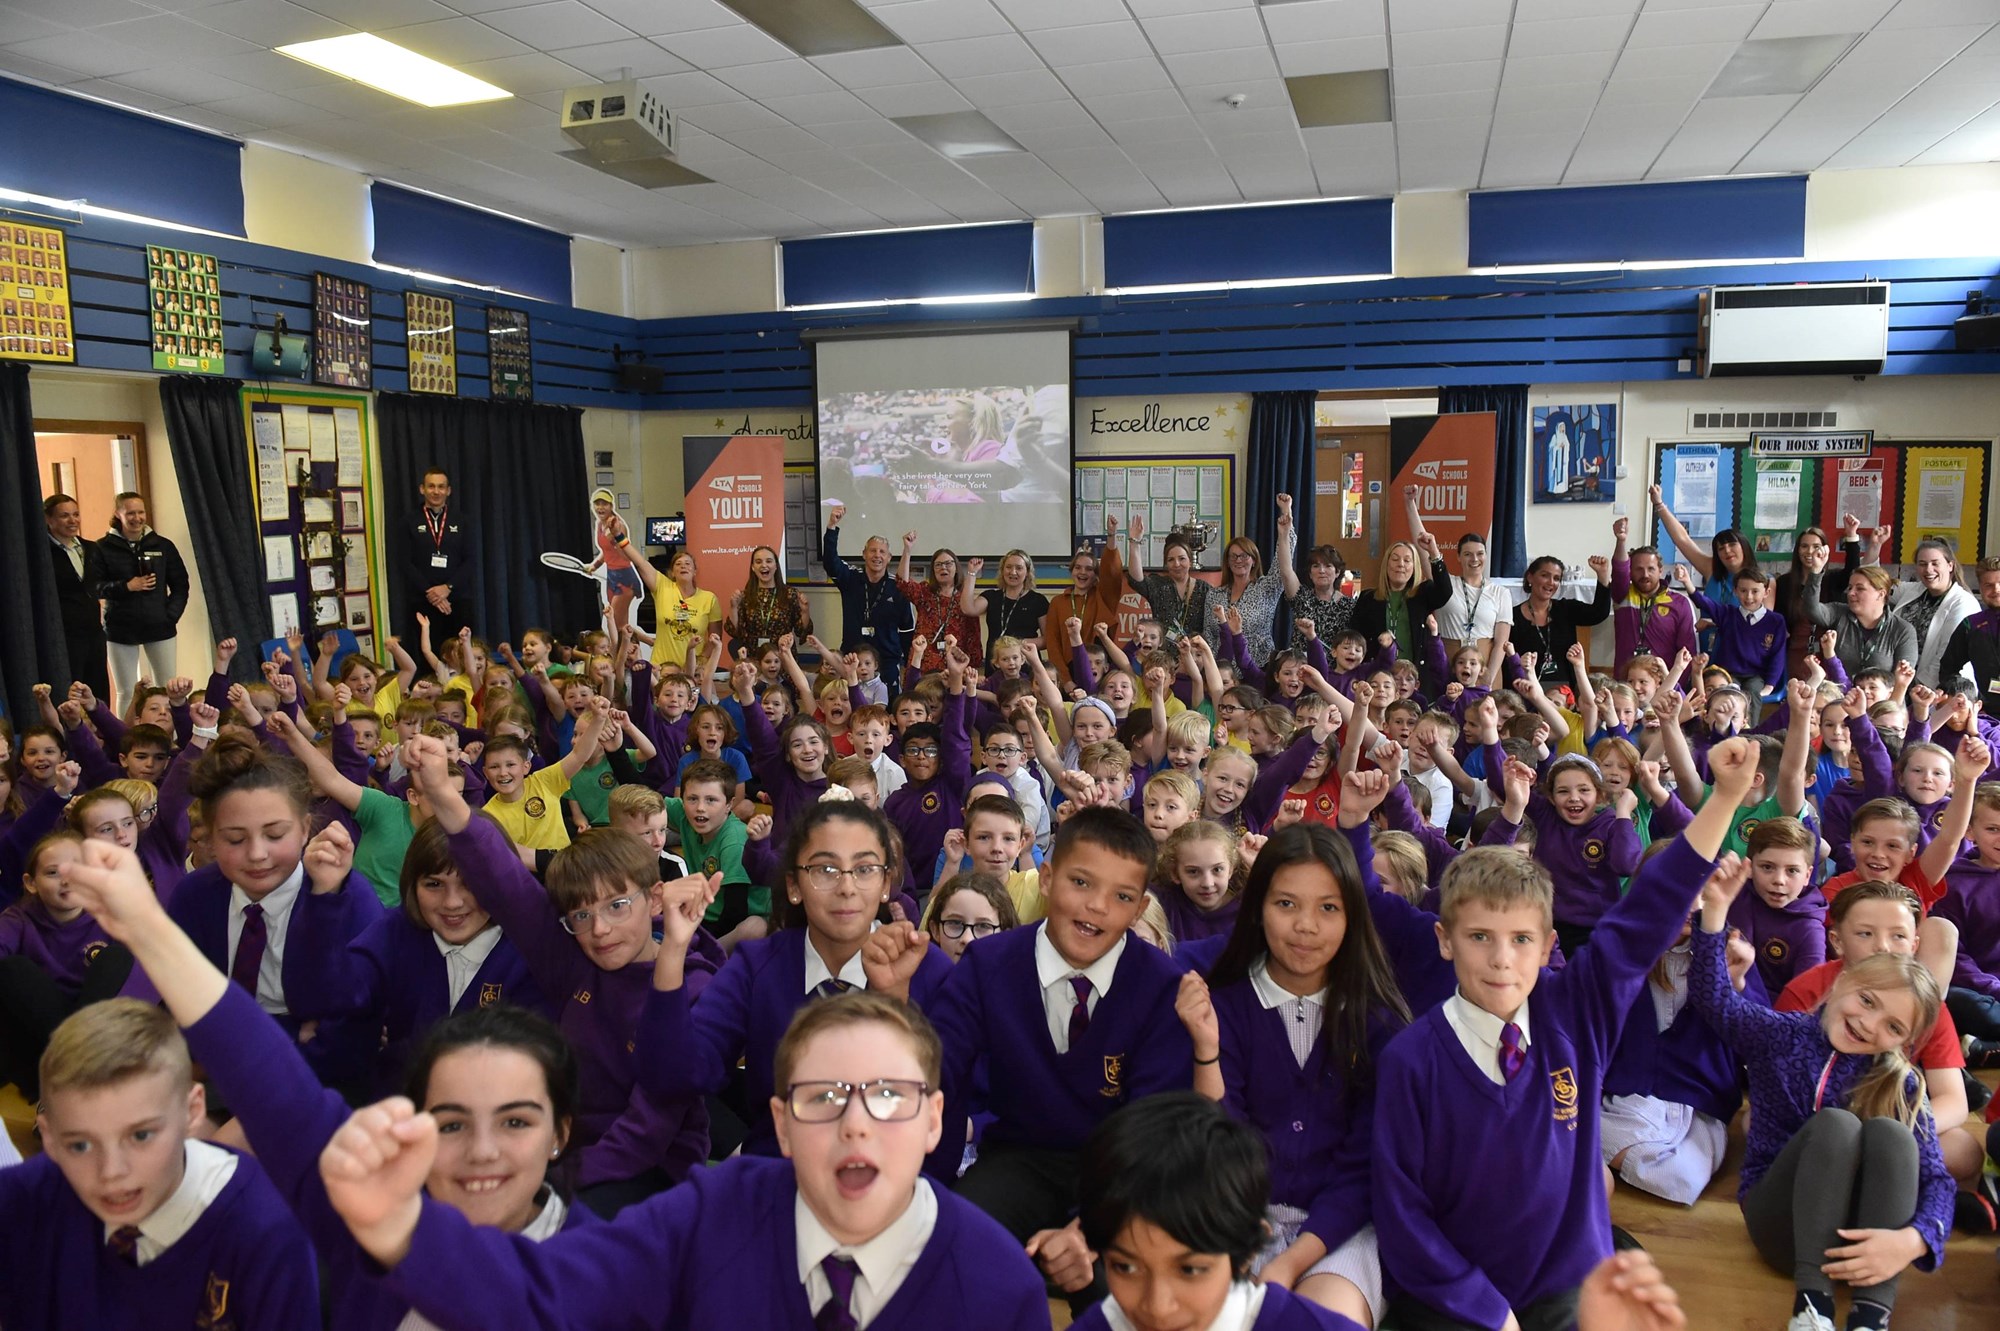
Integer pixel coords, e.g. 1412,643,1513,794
1315,425,1389,589
34,419,146,536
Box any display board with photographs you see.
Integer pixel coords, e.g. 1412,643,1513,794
486,304,532,401
148,245,224,374
244,389,381,650
0,222,75,363
313,272,372,389
404,291,456,395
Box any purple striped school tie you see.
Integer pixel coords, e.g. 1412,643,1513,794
816,1254,859,1331
107,1225,141,1264
230,903,267,997
1499,1021,1526,1082
1067,975,1093,1050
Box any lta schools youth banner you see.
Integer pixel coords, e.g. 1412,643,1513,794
683,434,786,598
1386,413,1498,574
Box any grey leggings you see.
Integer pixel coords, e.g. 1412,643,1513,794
1743,1108,1919,1308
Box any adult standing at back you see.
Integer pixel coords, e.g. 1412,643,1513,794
43,493,112,703
1891,537,1978,689
98,490,189,708
1206,493,1294,663
407,468,467,641
822,504,908,679
1436,530,1506,656
1349,491,1453,681
1800,564,1919,681
960,549,1048,668
1044,526,1130,689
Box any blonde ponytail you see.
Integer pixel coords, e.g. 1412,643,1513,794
1829,953,1941,1128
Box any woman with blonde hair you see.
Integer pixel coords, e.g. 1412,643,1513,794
1802,563,1919,682
961,548,1049,668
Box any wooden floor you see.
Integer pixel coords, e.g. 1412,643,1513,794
1052,1072,2000,1330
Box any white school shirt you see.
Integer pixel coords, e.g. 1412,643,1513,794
804,933,872,995
868,751,907,801
1410,764,1454,830
436,924,504,1009
797,1177,938,1329
228,863,304,1016
106,1140,238,1264
1103,1281,1266,1331
1443,989,1533,1087
1250,957,1324,1069
1033,922,1125,1055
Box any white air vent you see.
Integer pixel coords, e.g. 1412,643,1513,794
1698,282,1890,377
1686,409,1839,431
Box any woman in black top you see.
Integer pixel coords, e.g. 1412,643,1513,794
1125,515,1220,645
1511,552,1613,684
959,549,1050,666
98,491,189,710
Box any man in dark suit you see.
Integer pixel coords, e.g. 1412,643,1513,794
406,467,468,641
44,492,112,702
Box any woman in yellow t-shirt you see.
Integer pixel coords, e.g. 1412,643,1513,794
631,548,719,671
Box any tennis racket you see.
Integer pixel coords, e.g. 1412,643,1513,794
539,551,595,578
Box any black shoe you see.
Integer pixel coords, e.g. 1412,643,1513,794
1964,1033,2000,1070
1954,1188,1998,1234
1609,1225,1644,1252
1966,1068,1994,1114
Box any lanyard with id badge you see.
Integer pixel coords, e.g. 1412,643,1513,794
426,508,450,570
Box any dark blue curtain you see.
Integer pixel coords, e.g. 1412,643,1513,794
1439,385,1528,578
1246,390,1318,646
161,376,270,682
0,363,70,719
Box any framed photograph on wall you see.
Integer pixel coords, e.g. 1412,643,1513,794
486,305,532,401
343,593,371,631
339,488,364,531
405,291,456,395
147,245,224,374
1532,404,1618,504
312,272,371,389
0,221,76,363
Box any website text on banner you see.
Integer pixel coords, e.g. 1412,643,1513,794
683,433,787,596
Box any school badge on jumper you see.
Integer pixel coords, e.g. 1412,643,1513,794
1764,937,1789,964
84,940,108,964
1101,1054,1124,1098
573,987,593,1005
1549,1066,1579,1130
599,771,617,790
525,797,547,818
195,1274,234,1330
1581,839,1605,864
921,791,940,814
479,982,502,1007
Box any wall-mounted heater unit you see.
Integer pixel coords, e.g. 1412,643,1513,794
1698,281,1890,378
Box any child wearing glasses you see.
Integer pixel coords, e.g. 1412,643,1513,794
922,871,1020,962
636,800,956,1161
404,735,713,1219
316,989,1052,1330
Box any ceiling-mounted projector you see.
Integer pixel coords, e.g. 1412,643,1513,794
560,80,676,162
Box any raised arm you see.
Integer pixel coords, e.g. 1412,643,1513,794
556,696,610,782
1775,678,1814,815
1655,689,1703,798
1277,494,1301,600
267,709,366,813
1649,483,1713,577
1920,735,1990,886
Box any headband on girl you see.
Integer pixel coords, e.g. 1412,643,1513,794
1071,697,1117,728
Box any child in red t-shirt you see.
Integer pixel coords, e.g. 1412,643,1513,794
1822,736,1988,918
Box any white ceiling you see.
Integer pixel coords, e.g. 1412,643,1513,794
5,0,2000,248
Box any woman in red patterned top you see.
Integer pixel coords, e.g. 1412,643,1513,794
897,532,980,674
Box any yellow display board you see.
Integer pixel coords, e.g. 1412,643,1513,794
1901,446,1986,562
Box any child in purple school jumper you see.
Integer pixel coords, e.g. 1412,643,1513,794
317,990,1053,1331
1729,815,1828,999
1174,823,1410,1328
862,805,1192,1315
53,835,597,1331
0,997,318,1331
883,641,976,900
1372,735,1759,1331
1691,855,1954,1331
404,733,710,1218
737,657,832,848
634,798,954,1160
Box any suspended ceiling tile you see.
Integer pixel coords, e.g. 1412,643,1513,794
871,0,1012,44
810,44,938,88
915,32,1042,78
546,38,692,78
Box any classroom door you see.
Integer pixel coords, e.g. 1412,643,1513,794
1315,426,1389,588
34,428,140,535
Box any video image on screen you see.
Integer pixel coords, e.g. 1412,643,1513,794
817,384,1070,553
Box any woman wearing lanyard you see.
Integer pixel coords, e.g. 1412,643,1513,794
1206,493,1294,664
723,545,809,655
960,549,1049,667
1123,512,1219,646
1043,528,1129,689
635,550,718,673
1438,531,1504,655
898,535,980,673
1512,551,1614,684
1800,564,1919,681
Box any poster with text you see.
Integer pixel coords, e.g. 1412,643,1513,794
148,245,224,374
683,433,786,603
1386,413,1498,575
404,291,456,395
486,305,532,401
1531,404,1617,503
1901,446,1986,564
1816,451,1899,543
1739,457,1810,556
0,222,75,363
312,272,371,389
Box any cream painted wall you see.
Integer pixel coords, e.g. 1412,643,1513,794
27,367,214,678
571,237,630,317
241,142,372,267
1806,164,2000,262
632,239,780,318
1394,190,1468,278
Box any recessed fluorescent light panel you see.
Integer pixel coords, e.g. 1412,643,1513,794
891,111,1023,158
1285,70,1391,128
277,34,512,107
1706,35,1857,98
720,0,902,57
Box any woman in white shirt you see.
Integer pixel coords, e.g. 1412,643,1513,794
1437,532,1506,655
